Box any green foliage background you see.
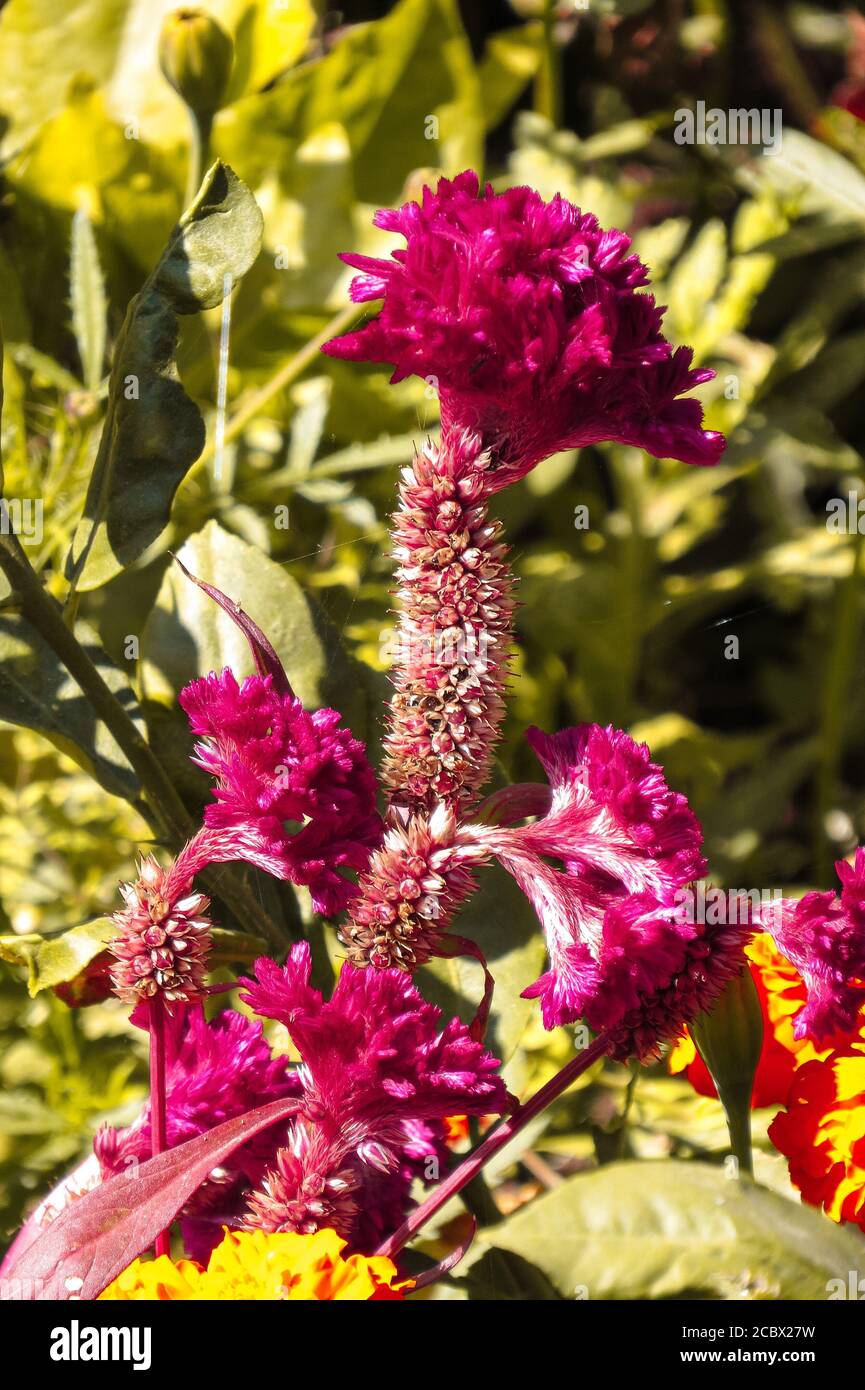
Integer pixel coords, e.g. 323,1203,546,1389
1,0,865,1297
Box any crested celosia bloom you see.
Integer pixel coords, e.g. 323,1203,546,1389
324,171,725,480
759,850,865,1042
462,724,745,1059
768,1049,865,1232
239,943,507,1246
347,722,746,1057
669,932,859,1108
179,668,382,916
99,1228,409,1300
95,1005,298,1262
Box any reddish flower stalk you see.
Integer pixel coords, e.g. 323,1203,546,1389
375,1032,611,1259
148,998,170,1260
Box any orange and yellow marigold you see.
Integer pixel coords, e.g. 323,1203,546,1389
669,933,852,1107
99,1228,410,1301
768,1050,865,1232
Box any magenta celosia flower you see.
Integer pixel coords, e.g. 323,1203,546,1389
761,849,865,1042
324,171,725,482
179,669,382,916
454,724,749,1058
95,1006,299,1262
323,173,725,983
239,943,507,1246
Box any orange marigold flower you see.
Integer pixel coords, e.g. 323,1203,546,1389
668,933,851,1108
444,1114,469,1146
99,1228,410,1301
768,1049,865,1231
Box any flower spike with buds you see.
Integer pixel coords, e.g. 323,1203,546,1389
110,853,213,1007
381,430,514,815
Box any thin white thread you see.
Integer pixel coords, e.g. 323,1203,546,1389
213,271,234,484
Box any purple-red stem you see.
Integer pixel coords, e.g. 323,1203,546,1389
376,1031,611,1259
148,997,171,1259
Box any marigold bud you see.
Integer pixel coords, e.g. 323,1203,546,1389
158,8,234,116
691,965,763,1175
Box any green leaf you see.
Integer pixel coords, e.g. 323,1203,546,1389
754,128,865,226
217,0,483,205
139,519,374,741
0,615,144,798
462,1248,564,1301
465,1160,865,1300
70,208,107,394
65,161,263,591
0,0,315,154
666,219,728,342
477,23,543,132
418,863,546,1067
0,919,114,997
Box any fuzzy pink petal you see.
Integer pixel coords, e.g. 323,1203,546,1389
324,174,724,475
761,849,865,1041
179,669,382,914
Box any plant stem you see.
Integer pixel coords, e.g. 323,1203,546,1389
376,1033,610,1259
0,532,191,841
186,109,214,211
148,997,171,1259
814,527,865,884
722,1085,754,1179
0,530,287,947
536,0,563,128
459,1118,502,1226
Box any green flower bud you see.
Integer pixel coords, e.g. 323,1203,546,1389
158,8,234,117
690,965,763,1177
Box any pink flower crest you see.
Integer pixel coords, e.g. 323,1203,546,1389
761,848,865,1042
324,171,725,482
239,943,508,1246
179,668,382,916
463,724,746,1057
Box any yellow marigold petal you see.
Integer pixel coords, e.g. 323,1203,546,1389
100,1229,408,1300
667,1033,696,1073
99,1255,203,1300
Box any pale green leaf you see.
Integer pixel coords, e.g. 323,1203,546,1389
0,919,114,997
70,209,107,393
66,161,263,591
465,1161,865,1300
